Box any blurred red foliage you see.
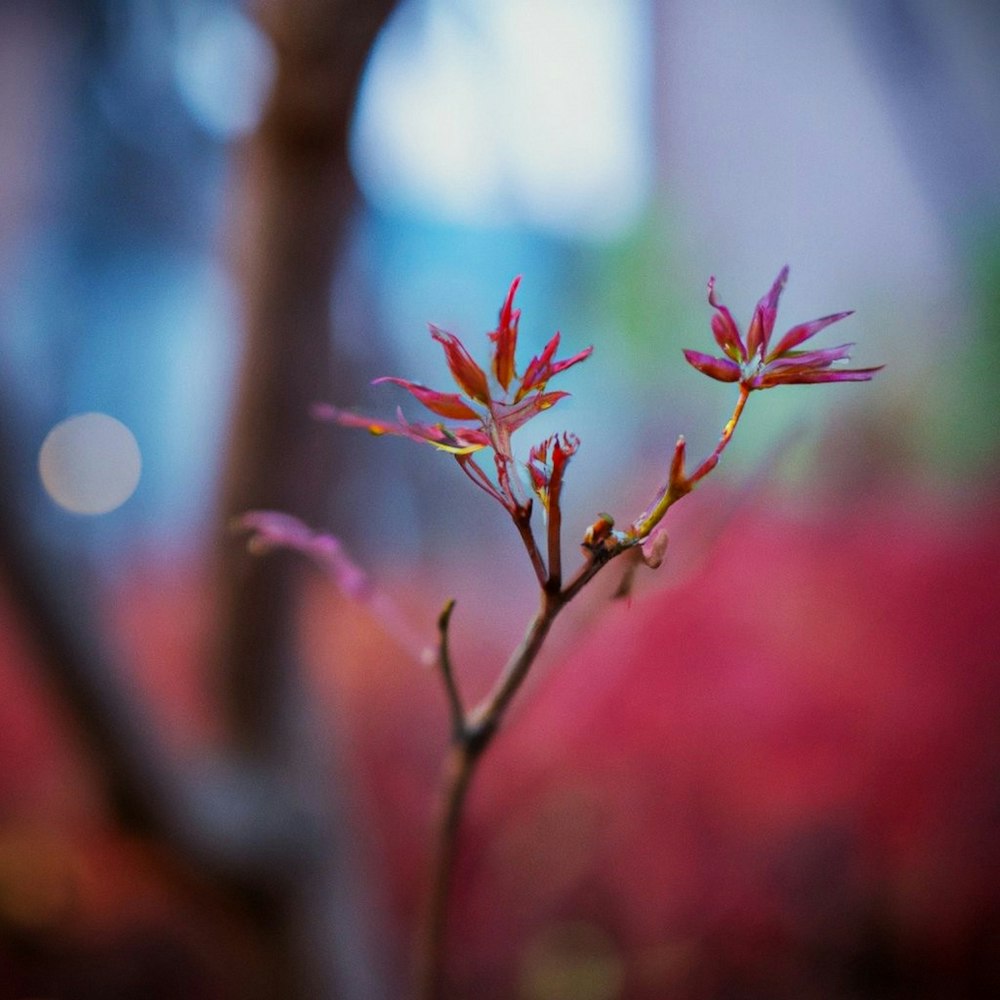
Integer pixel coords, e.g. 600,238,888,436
1,492,998,998
443,497,1000,999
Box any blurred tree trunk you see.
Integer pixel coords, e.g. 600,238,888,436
220,0,395,749
213,1,400,997
0,1,404,996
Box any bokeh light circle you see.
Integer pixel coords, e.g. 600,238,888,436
38,413,142,515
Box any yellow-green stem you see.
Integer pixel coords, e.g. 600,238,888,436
632,386,751,539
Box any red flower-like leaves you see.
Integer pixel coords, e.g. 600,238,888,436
683,267,882,389
527,433,580,514
320,277,592,514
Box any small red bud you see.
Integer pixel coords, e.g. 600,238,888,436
582,512,615,549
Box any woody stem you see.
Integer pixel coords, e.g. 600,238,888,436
418,562,603,998
420,388,754,996
416,739,480,1000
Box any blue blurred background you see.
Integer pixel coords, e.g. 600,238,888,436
2,0,997,571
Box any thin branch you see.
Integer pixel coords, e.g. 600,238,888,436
688,384,751,486
435,599,465,739
467,597,559,737
632,387,752,539
416,741,479,1000
420,586,576,999
513,502,548,588
560,550,609,605
457,454,509,509
545,473,565,593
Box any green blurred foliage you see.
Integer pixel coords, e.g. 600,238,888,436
931,221,1000,477
597,200,695,378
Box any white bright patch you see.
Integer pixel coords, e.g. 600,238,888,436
39,413,142,515
353,0,648,238
174,5,276,139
